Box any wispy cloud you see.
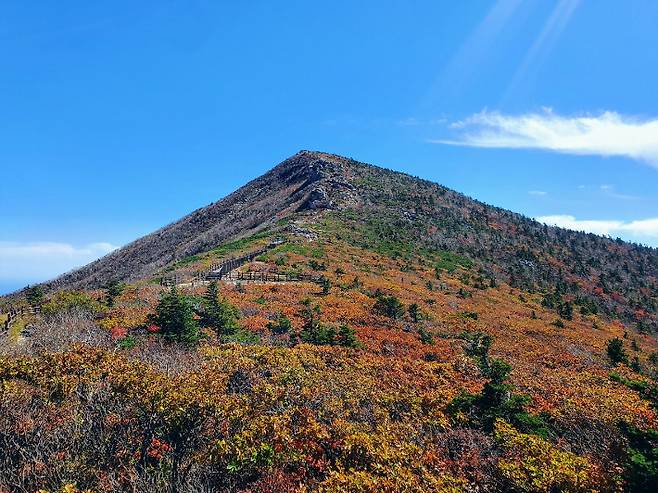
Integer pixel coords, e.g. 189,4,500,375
537,215,658,241
436,109,658,166
599,184,639,201
396,117,447,127
528,190,548,196
0,241,119,285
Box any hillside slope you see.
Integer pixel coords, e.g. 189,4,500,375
47,150,658,328
2,151,658,492
46,151,357,290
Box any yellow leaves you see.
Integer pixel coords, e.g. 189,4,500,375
494,420,598,492
318,468,468,493
36,485,95,493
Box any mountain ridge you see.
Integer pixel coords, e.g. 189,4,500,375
20,150,658,330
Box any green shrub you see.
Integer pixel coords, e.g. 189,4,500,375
463,331,493,368
448,357,549,436
223,328,261,345
298,299,333,345
319,276,331,295
451,335,548,437
116,335,137,350
558,302,574,321
418,327,434,345
297,300,361,348
619,422,658,492
42,290,103,315
266,314,292,335
373,293,405,319
336,324,362,348
408,303,421,323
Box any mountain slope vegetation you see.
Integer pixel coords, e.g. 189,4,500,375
1,151,657,492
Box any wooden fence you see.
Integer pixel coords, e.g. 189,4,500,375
216,271,322,283
161,241,295,287
1,305,41,334
205,246,272,280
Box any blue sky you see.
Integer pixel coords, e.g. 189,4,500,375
2,0,658,294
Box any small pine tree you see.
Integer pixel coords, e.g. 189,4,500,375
200,281,240,336
25,285,44,307
558,302,574,321
319,276,331,295
374,293,405,319
649,352,658,366
408,303,421,323
104,280,125,307
336,324,361,348
298,299,335,345
418,327,434,345
448,356,547,436
267,314,292,335
151,286,200,344
631,356,642,373
607,337,629,366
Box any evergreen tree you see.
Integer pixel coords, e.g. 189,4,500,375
319,276,331,295
418,327,434,345
200,281,240,336
558,301,574,321
25,285,44,307
607,337,629,366
104,279,125,307
374,293,405,319
619,423,658,493
408,303,420,323
336,324,361,348
151,286,200,344
298,299,335,345
266,314,292,335
448,357,548,436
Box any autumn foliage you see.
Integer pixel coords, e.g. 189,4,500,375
1,213,657,492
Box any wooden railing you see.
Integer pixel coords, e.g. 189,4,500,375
204,246,272,280
1,305,41,334
160,241,285,287
217,271,322,283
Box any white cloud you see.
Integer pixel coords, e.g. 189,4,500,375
528,190,548,196
537,215,658,241
436,109,658,166
0,241,119,285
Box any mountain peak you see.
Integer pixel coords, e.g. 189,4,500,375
44,151,360,290
38,150,658,336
